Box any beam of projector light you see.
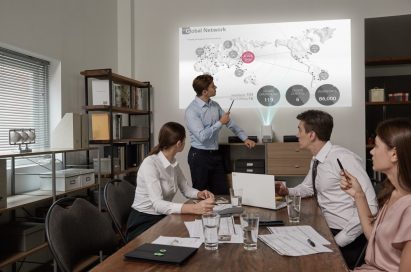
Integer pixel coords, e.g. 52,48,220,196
258,107,278,126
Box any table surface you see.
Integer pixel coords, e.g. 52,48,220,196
92,198,349,272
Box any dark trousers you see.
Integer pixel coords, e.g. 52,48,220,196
331,228,367,269
126,209,166,242
188,147,228,195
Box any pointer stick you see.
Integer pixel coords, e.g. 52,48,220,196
228,100,234,113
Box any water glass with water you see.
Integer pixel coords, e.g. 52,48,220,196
230,188,243,207
286,194,301,224
202,212,220,250
240,213,259,250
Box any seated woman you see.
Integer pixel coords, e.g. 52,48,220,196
126,121,215,241
340,119,411,271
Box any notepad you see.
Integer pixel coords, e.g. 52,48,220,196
124,243,198,264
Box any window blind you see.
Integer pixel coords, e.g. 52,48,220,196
0,47,50,151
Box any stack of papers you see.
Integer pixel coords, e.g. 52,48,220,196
184,218,243,243
258,225,333,256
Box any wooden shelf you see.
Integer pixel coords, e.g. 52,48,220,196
0,242,48,268
365,101,411,106
83,105,150,115
365,57,411,66
80,69,149,88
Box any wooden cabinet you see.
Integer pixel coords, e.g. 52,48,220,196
265,143,311,176
81,69,152,178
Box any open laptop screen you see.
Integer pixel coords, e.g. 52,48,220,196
232,172,286,210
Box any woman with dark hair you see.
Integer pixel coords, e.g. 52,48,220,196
340,119,411,271
126,122,215,241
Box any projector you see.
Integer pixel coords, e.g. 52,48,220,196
261,125,273,143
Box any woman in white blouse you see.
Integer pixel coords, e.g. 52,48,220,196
126,122,215,241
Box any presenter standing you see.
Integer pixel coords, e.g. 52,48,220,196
185,74,256,195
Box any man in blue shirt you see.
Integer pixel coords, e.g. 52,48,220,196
185,74,256,194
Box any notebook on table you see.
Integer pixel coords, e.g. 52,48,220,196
124,243,198,264
231,172,287,210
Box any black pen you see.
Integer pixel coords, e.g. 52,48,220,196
337,158,349,180
307,238,316,247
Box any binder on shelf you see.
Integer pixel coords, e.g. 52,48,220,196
92,79,110,105
91,113,110,140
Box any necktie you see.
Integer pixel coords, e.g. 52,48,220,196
312,159,320,197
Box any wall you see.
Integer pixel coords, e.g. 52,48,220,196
131,0,411,186
0,0,118,129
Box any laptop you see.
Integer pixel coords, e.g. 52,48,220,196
231,172,287,210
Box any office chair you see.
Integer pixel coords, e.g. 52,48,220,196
45,197,118,272
104,179,136,244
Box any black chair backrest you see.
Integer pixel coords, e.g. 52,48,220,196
45,197,117,272
104,179,136,244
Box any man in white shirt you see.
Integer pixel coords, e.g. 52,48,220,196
276,110,378,269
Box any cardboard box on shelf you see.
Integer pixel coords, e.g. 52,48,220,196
369,88,385,102
40,169,85,191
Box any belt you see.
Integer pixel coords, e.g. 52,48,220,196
191,147,219,154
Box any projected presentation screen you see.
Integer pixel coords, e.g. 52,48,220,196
179,19,351,109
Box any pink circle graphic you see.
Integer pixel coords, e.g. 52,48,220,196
241,51,255,63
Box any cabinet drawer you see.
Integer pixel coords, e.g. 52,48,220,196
266,143,311,176
266,158,310,176
266,143,311,159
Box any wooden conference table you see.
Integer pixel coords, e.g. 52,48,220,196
92,198,349,272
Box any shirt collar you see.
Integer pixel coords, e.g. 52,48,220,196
158,151,178,168
195,96,210,108
314,141,332,163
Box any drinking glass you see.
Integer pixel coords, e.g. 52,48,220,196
202,212,220,250
286,194,301,224
230,188,243,207
240,213,259,250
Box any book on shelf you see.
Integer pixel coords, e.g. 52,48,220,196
113,114,123,140
91,113,110,140
113,84,130,108
92,79,110,105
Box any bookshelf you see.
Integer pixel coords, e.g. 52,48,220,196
81,68,152,178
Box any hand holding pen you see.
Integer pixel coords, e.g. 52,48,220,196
338,162,364,198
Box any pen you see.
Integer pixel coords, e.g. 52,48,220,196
337,158,349,180
307,238,316,247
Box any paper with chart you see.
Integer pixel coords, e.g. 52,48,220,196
258,225,333,256
179,19,351,109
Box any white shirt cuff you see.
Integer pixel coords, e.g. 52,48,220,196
334,231,355,247
170,203,184,214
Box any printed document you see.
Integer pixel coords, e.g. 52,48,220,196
258,225,333,256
